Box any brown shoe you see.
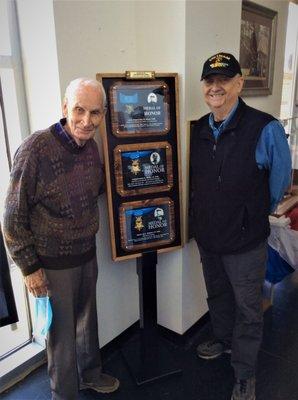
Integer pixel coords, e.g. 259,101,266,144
80,373,120,393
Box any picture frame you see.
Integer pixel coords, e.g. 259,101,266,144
240,0,277,96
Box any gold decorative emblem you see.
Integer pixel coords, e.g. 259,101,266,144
125,71,155,80
134,216,144,231
125,104,134,114
209,54,230,69
130,159,141,175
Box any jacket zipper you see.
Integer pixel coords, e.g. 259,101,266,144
212,140,222,187
212,142,217,158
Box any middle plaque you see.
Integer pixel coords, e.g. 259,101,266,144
114,142,173,196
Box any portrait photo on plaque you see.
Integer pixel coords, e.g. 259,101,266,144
114,142,173,196
119,198,175,251
109,80,170,137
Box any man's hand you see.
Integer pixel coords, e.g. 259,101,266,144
24,269,48,297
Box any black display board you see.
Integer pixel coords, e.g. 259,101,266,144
97,73,182,261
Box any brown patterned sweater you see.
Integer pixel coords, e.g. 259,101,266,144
3,124,104,276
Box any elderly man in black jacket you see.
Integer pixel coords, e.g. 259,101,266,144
191,52,291,400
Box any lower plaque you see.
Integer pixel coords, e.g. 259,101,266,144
119,198,175,251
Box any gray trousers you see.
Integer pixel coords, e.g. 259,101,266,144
199,241,267,379
45,257,102,400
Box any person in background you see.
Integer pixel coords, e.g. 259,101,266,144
190,52,291,400
3,78,119,400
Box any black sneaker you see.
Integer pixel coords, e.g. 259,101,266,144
80,373,120,393
196,339,231,360
231,377,256,400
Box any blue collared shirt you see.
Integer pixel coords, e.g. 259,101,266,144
209,100,292,212
55,118,85,150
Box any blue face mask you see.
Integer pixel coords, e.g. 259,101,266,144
33,296,53,339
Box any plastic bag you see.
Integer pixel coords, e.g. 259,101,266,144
33,296,53,339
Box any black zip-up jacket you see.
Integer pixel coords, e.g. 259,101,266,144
190,97,275,254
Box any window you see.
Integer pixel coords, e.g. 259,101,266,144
0,0,33,361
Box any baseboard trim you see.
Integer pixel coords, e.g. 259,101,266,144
0,344,46,394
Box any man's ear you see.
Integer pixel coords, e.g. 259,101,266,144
62,100,68,118
237,76,245,93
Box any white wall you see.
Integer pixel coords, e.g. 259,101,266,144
16,0,61,133
54,1,138,91
185,0,243,121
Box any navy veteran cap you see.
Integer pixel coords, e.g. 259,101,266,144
201,52,242,80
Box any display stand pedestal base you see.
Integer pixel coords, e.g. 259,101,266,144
121,251,182,385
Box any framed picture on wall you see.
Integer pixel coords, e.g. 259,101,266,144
240,0,277,96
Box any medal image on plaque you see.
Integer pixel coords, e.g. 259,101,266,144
114,142,173,196
119,198,175,251
109,80,170,137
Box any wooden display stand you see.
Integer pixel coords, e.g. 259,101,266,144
96,71,183,384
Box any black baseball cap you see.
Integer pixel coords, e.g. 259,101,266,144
201,52,242,80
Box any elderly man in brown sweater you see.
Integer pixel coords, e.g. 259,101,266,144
3,78,119,400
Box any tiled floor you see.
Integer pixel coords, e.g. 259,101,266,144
2,271,298,400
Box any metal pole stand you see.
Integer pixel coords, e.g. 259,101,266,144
121,250,182,385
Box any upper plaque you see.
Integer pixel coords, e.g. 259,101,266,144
109,80,170,137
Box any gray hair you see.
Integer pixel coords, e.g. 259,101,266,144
64,77,106,109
